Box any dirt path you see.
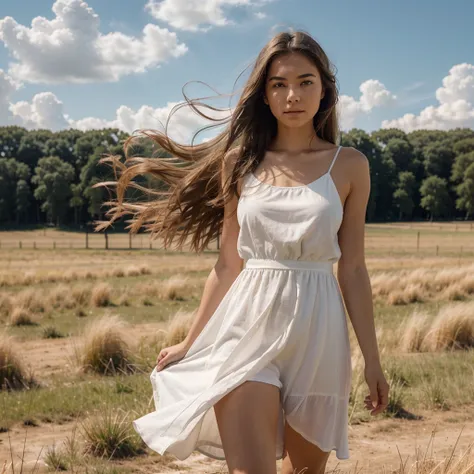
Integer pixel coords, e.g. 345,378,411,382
2,405,473,473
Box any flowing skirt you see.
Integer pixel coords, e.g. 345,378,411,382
133,258,352,460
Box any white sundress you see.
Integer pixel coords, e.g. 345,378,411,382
133,145,352,461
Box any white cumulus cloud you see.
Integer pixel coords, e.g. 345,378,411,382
10,93,70,131
72,102,231,144
146,0,270,32
0,69,19,124
0,0,188,84
1,65,230,139
337,79,397,130
381,63,474,132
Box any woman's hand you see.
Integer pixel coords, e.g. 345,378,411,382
155,341,190,372
363,362,389,416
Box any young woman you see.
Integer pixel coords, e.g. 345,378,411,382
97,30,389,474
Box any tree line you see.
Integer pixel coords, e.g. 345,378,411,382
0,125,473,229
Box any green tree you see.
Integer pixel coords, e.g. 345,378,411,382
17,130,52,170
455,162,474,219
0,158,30,223
393,171,416,220
383,138,415,172
0,126,28,158
371,128,408,146
453,137,474,156
16,179,31,224
420,176,451,220
407,130,448,157
343,129,398,221
451,151,474,183
44,137,76,166
74,129,128,171
423,142,455,180
70,183,84,226
32,156,75,225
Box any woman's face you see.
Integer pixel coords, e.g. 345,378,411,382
264,52,325,128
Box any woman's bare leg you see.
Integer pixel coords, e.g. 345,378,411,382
214,381,280,474
280,422,330,474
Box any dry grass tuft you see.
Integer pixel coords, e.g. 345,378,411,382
71,285,92,307
423,302,474,351
48,284,75,309
112,267,125,277
399,310,431,352
391,440,474,474
399,301,474,352
14,288,48,313
163,309,195,347
9,307,37,326
372,263,474,305
90,282,112,307
81,409,144,459
138,263,151,275
75,314,136,375
0,294,12,317
160,274,191,300
0,334,35,390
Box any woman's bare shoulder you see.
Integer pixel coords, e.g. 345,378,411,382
338,146,369,175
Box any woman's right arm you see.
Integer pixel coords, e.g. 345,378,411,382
156,149,244,371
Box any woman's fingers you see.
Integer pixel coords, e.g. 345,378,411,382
363,383,389,415
156,350,167,363
156,354,169,371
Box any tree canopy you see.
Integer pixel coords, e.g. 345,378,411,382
0,125,473,228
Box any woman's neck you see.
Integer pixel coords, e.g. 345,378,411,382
269,123,327,154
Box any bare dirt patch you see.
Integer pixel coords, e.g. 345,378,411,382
2,405,473,473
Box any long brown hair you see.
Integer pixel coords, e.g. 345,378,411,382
94,29,340,253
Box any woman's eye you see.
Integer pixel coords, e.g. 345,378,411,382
272,80,313,88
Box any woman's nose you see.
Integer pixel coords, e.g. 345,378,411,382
287,88,300,102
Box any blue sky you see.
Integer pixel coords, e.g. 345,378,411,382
0,0,473,140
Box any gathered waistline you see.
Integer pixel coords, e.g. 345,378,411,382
244,258,333,273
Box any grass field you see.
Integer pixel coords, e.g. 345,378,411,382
1,224,474,473
0,222,473,256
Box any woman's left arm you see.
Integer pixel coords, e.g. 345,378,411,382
336,148,389,416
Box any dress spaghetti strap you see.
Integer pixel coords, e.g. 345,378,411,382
328,145,342,174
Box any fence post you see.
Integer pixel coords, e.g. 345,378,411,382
19,241,22,249
416,231,420,251
104,230,109,250
33,241,36,249
436,245,439,256
129,233,132,249
85,229,89,249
